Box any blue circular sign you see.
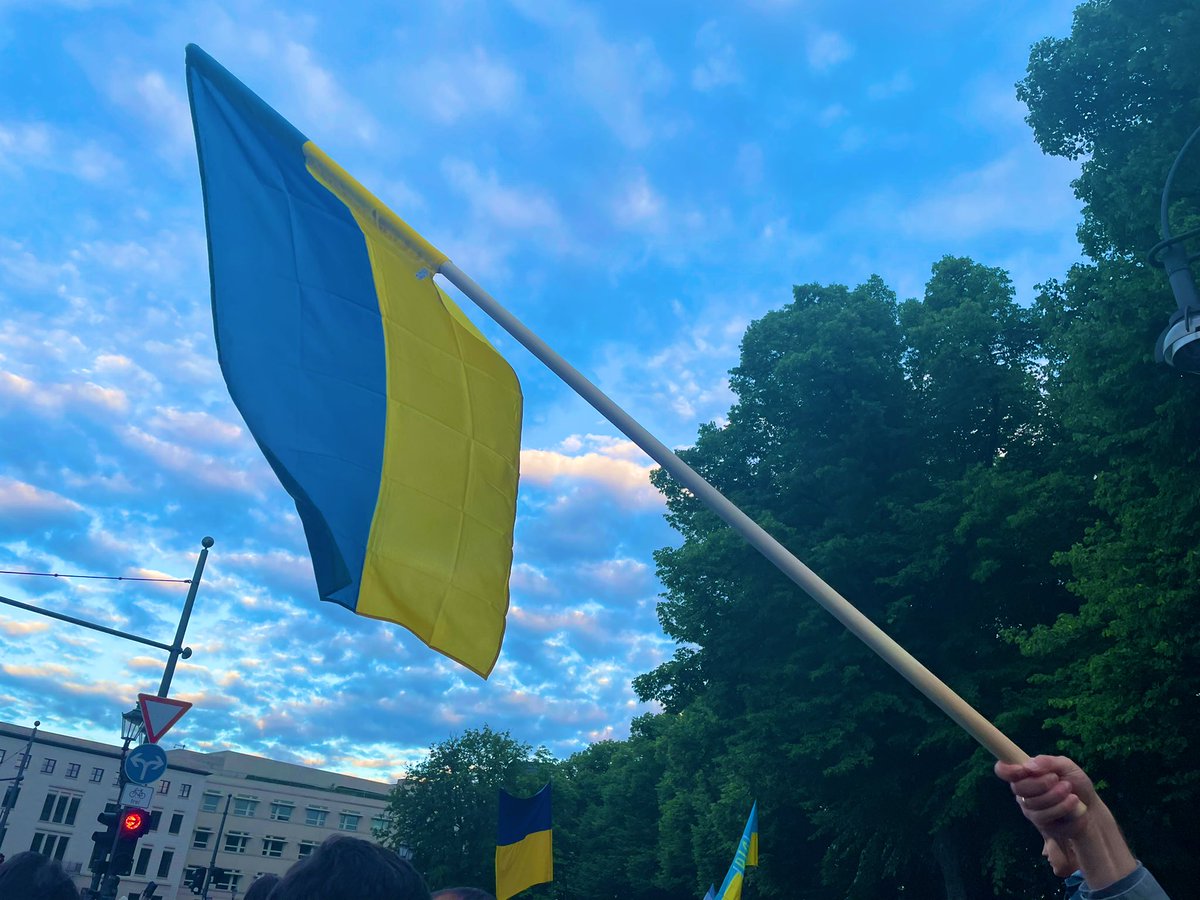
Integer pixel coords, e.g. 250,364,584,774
124,743,168,786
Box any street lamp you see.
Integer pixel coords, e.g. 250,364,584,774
1150,123,1200,371
121,707,145,744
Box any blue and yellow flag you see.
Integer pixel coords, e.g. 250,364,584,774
715,801,758,900
495,783,552,900
185,45,522,678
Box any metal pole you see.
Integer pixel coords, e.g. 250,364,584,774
202,794,233,900
439,259,1028,763
0,596,173,652
0,720,40,849
97,733,137,900
157,537,214,698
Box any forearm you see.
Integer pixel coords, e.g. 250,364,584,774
1067,800,1138,891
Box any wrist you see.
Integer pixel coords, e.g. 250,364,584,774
1067,801,1137,890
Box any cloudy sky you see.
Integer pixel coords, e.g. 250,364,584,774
0,0,1083,782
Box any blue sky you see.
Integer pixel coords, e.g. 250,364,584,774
0,0,1083,781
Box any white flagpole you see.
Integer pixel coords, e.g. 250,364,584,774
439,260,1028,765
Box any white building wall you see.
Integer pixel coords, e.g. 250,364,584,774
169,749,393,899
0,722,397,900
0,722,207,900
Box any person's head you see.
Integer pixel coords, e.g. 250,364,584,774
0,851,80,900
1041,835,1079,879
431,890,496,900
243,872,282,900
271,835,429,900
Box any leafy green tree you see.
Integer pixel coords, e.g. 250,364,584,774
375,726,553,892
1017,0,1200,260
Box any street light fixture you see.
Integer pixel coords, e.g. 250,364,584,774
1150,123,1200,371
121,707,145,743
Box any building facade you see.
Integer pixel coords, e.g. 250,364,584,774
170,747,393,898
0,721,396,900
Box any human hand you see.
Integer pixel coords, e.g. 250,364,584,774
993,754,1094,840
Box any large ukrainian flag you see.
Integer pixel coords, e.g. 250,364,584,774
185,45,522,678
715,801,759,900
495,784,553,900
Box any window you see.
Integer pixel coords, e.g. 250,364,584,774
169,812,184,835
371,815,387,835
13,752,27,769
30,832,69,861
297,841,318,860
149,810,163,832
134,847,152,876
0,749,6,764
66,763,80,779
261,836,286,858
40,758,56,774
157,779,171,794
157,849,174,879
111,772,120,786
192,828,212,850
179,783,191,799
210,869,242,891
89,767,104,783
269,801,294,822
338,813,361,832
232,796,259,817
39,791,81,826
202,792,221,812
305,807,327,828
224,831,251,854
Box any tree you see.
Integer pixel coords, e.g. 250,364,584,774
375,726,553,892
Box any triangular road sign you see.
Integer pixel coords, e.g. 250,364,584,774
137,693,193,744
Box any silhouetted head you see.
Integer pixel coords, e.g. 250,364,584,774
431,889,496,900
243,872,282,900
0,851,80,900
270,835,429,900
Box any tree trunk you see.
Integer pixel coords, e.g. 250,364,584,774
932,829,968,900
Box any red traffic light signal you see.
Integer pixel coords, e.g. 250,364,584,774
120,810,148,834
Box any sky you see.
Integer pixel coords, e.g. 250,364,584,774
0,0,1085,783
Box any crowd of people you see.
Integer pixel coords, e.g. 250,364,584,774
0,754,1170,899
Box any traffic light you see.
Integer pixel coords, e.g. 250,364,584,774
90,808,119,874
109,808,152,875
186,867,207,894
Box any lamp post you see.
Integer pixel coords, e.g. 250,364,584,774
0,720,40,850
90,707,147,900
1150,123,1200,370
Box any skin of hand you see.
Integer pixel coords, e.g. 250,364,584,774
994,755,1137,890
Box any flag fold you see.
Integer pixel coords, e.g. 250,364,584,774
715,801,758,900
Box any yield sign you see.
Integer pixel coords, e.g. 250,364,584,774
137,693,193,744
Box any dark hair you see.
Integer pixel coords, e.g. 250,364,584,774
0,851,80,900
243,872,282,900
431,889,497,900
271,835,429,900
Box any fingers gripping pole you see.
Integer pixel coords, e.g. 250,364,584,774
439,260,1029,765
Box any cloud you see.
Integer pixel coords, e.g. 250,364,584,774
119,426,265,494
867,70,914,100
0,121,124,184
890,147,1081,240
147,407,244,446
611,170,666,230
692,22,742,92
520,436,661,509
509,0,673,148
413,47,524,124
441,159,563,232
805,29,853,72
